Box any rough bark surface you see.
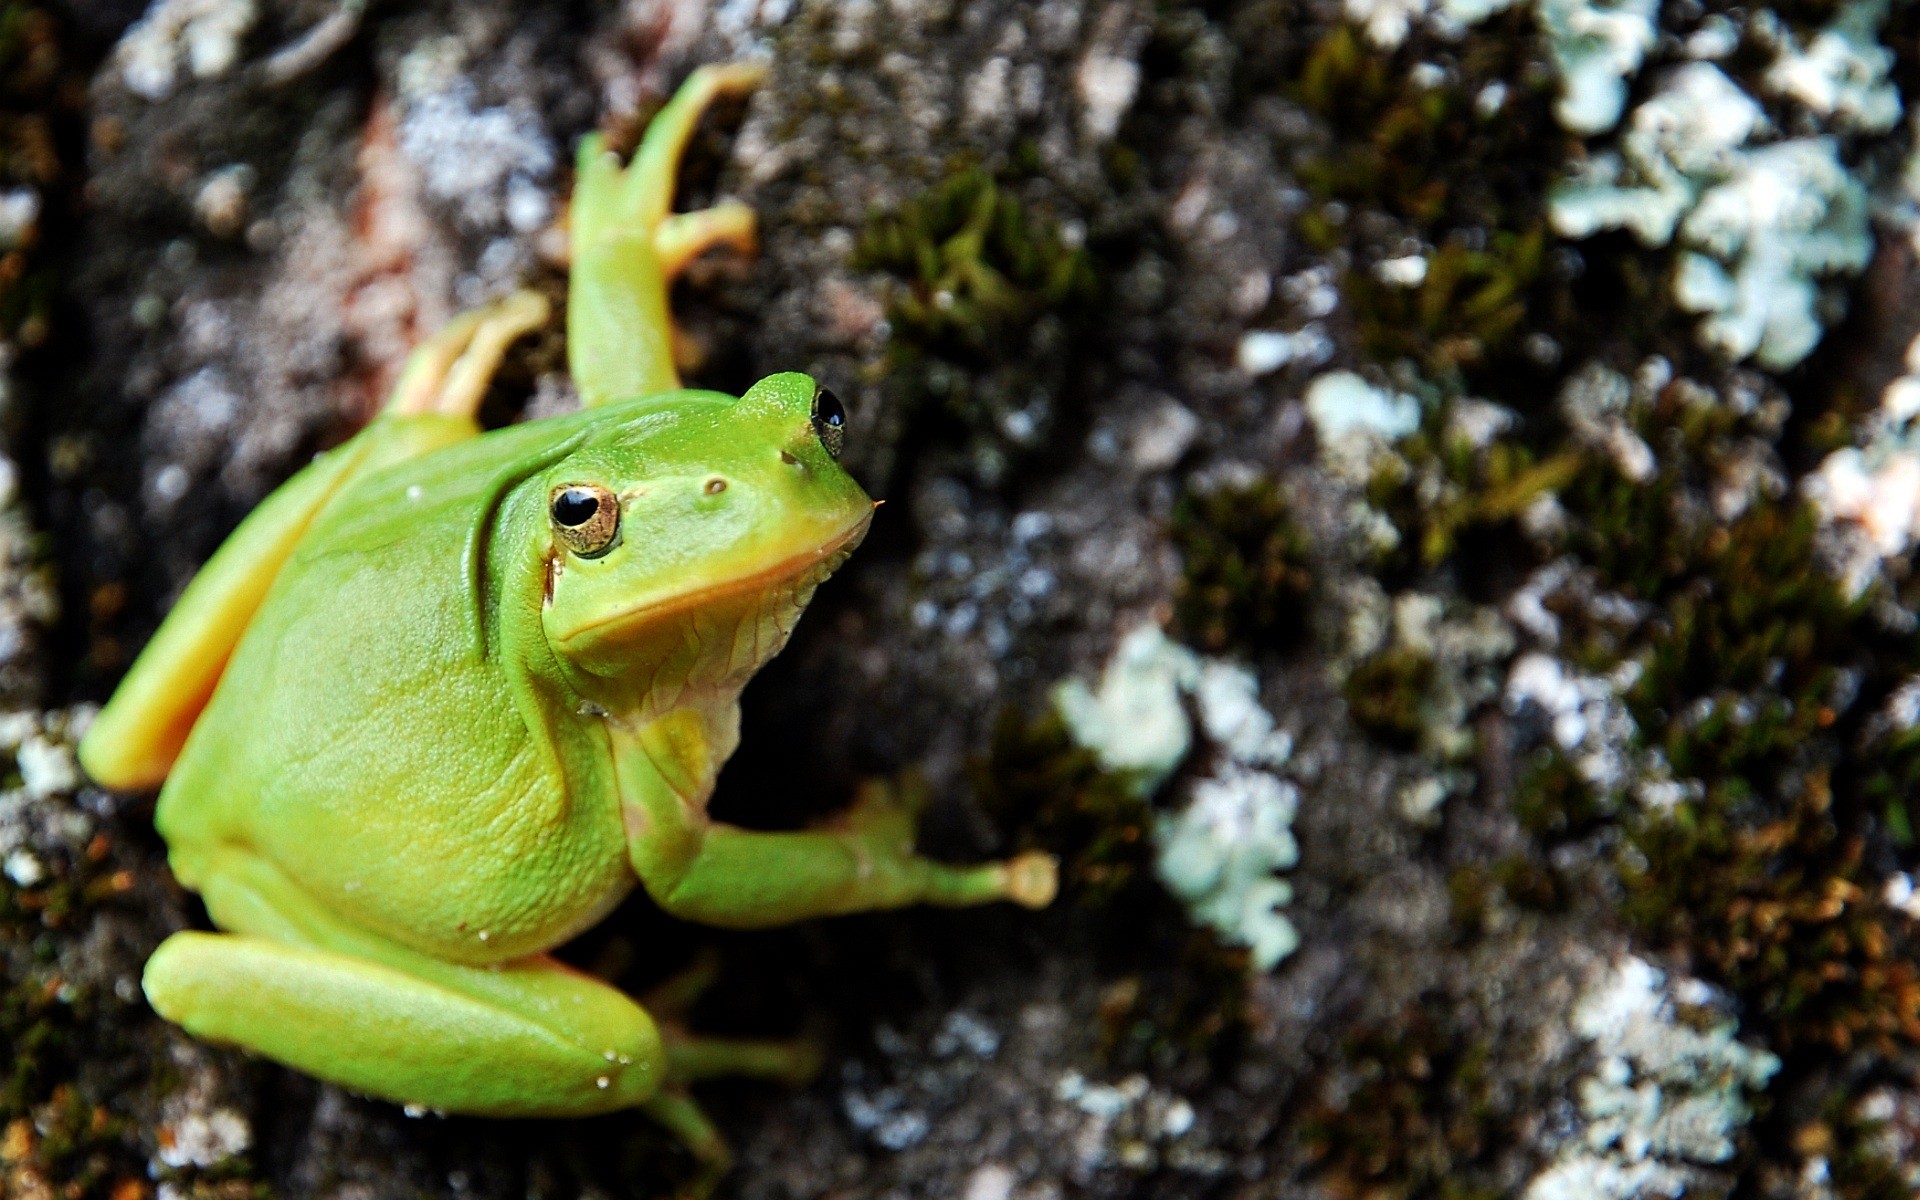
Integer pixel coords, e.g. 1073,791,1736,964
7,1,1920,1198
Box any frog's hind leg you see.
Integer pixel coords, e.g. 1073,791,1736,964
145,846,667,1117
569,62,765,407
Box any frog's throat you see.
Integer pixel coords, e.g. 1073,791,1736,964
552,512,871,656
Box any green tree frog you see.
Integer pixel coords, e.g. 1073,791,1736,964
77,62,1055,1181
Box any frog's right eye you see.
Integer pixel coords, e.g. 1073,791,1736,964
811,387,846,459
549,484,620,558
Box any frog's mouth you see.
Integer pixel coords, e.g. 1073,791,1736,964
553,511,872,655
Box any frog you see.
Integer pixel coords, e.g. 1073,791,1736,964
76,61,1057,1185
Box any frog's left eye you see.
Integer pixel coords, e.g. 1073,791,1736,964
549,484,620,558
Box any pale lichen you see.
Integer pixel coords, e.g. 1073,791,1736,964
1524,957,1781,1200
1053,626,1302,968
1550,64,1872,368
1534,0,1659,135
1303,370,1422,446
112,0,258,101
1760,0,1901,135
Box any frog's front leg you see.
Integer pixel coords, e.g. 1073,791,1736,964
615,715,1058,928
80,289,550,791
569,62,766,407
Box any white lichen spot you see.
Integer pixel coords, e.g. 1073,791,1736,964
1446,398,1517,449
1192,661,1293,767
1236,325,1333,376
193,164,254,239
395,39,556,233
1343,0,1434,48
1760,0,1901,134
1524,957,1780,1199
1883,872,1920,921
1054,1071,1221,1178
1505,652,1644,794
1373,254,1429,287
1055,628,1303,968
1672,139,1870,369
156,1107,252,1169
1549,64,1760,243
3,848,43,887
1075,53,1140,142
114,0,258,101
1535,0,1659,135
1156,767,1300,968
1304,370,1421,446
1685,13,1741,60
1806,330,1920,594
18,734,79,799
962,1162,1018,1200
1557,362,1654,482
0,188,39,253
1551,64,1870,369
1052,625,1198,790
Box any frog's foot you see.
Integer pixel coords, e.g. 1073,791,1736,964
833,776,1060,910
569,61,765,406
385,289,551,418
643,947,724,1018
644,950,826,1088
577,60,766,253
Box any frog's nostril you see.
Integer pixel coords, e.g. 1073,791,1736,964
704,477,728,495
779,449,799,465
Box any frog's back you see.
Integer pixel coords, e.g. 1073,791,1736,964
156,417,633,963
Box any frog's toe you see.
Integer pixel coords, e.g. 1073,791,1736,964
1003,850,1061,909
654,202,757,279
386,289,551,417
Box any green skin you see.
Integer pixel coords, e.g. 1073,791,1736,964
77,63,1054,1176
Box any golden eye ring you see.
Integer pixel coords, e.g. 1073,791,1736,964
549,483,621,558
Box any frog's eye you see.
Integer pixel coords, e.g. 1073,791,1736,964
549,484,620,558
811,387,846,459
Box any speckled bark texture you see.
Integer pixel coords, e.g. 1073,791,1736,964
9,0,1920,1197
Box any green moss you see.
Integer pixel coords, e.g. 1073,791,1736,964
1298,1003,1506,1200
1349,231,1548,376
1091,937,1254,1070
1257,18,1579,385
1369,415,1583,573
856,167,1094,352
855,167,1097,482
1343,646,1436,749
969,707,1154,905
1621,772,1920,1054
1536,424,1916,1054
1861,719,1920,848
1169,476,1312,654
1511,746,1609,839
1807,1093,1919,1200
